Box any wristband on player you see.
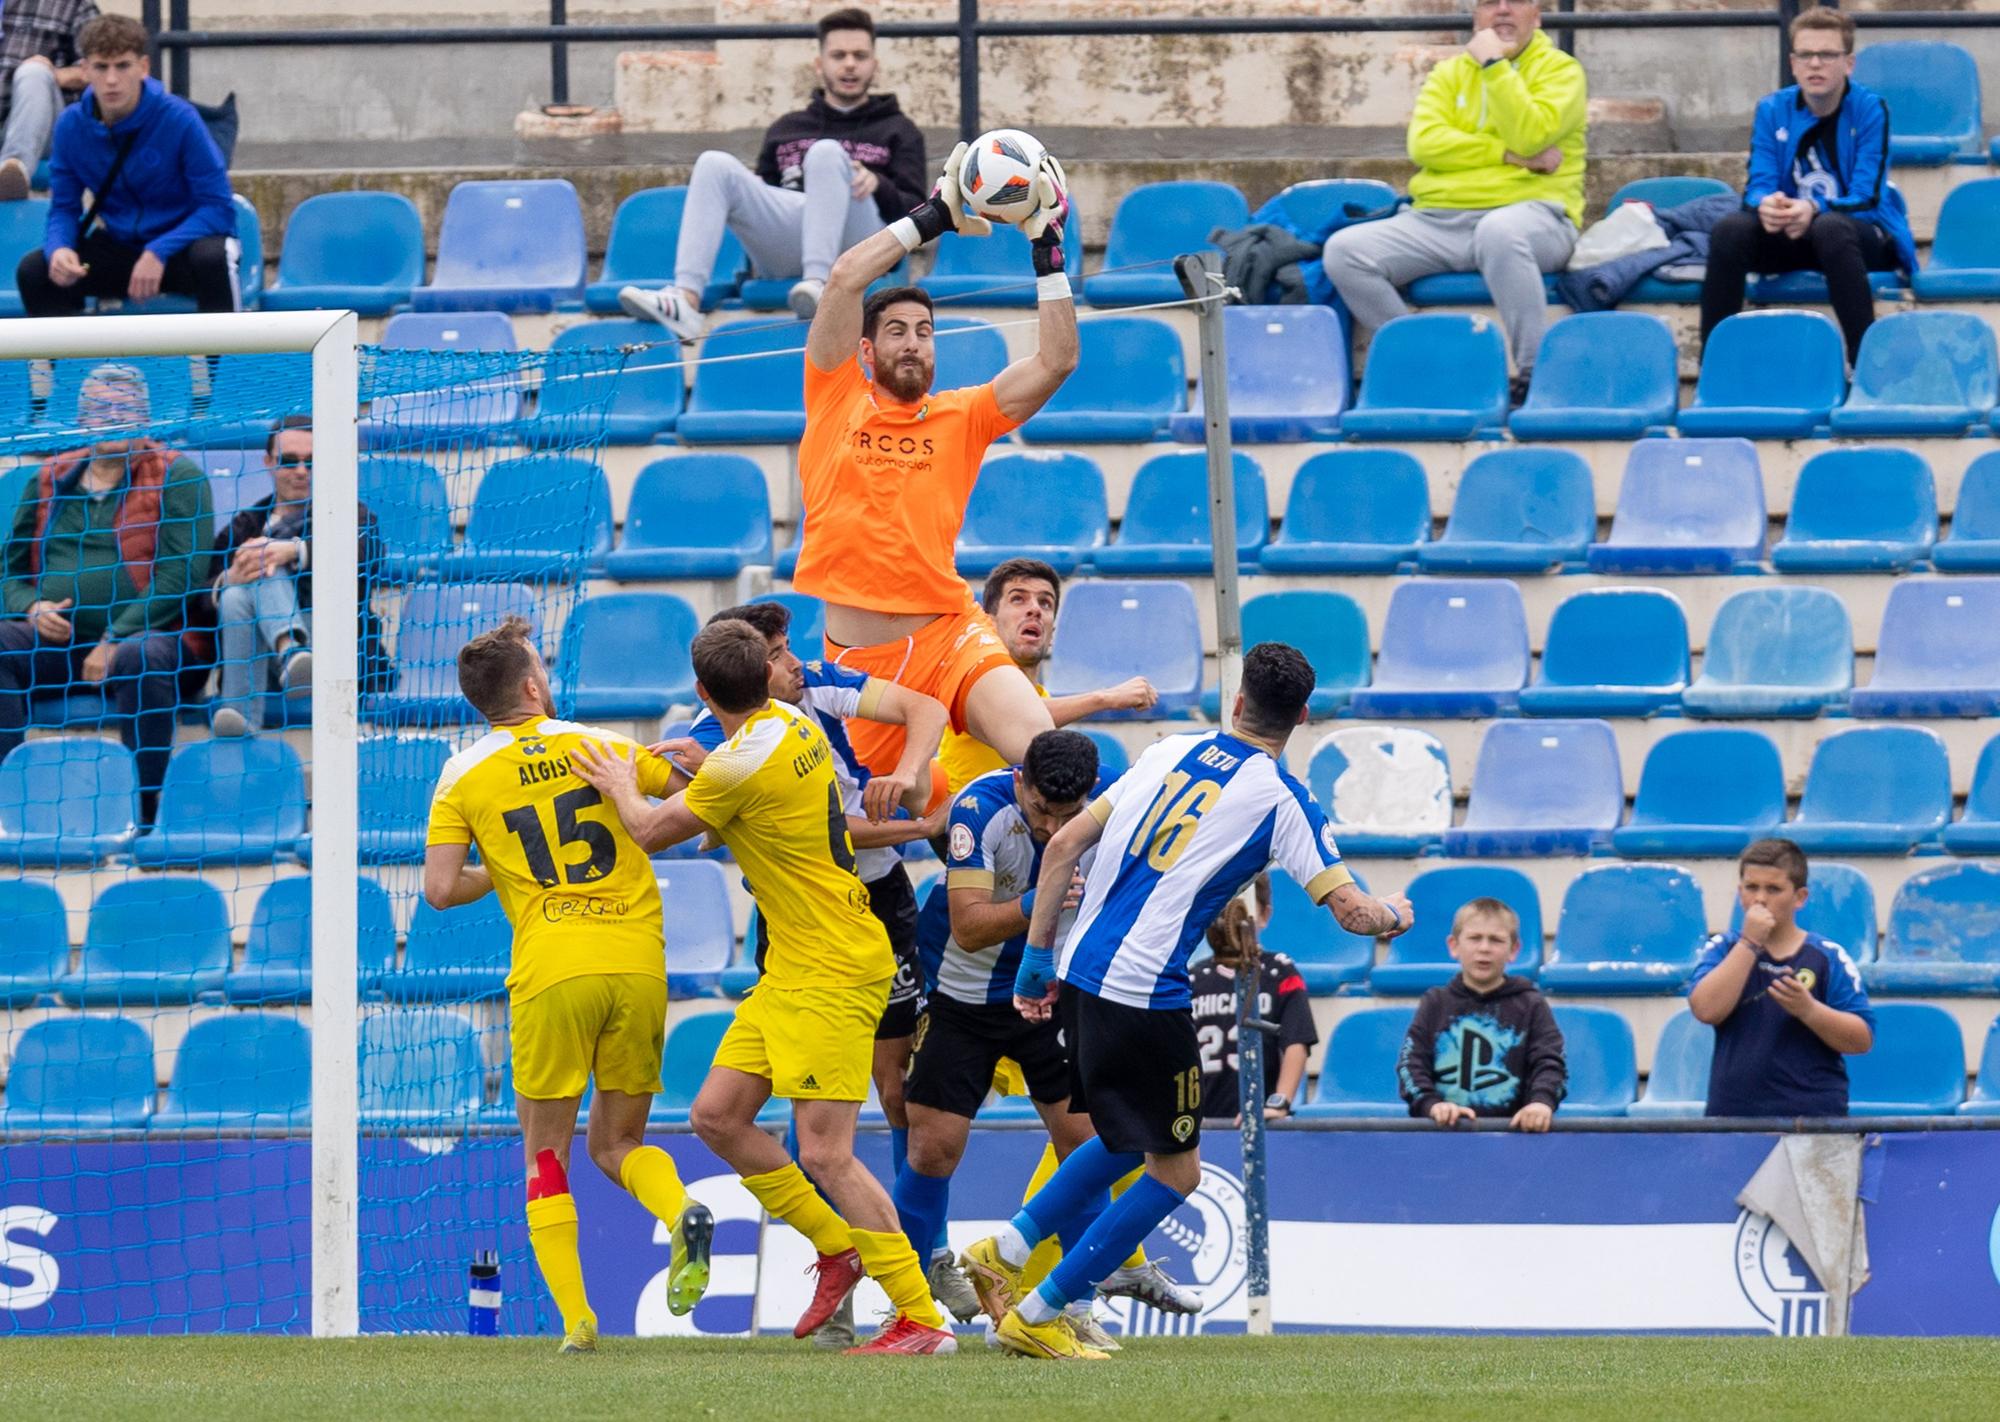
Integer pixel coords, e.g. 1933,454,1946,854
1014,943,1056,1000
1017,888,1037,924
891,195,956,252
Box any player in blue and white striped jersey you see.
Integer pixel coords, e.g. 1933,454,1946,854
964,642,1415,1361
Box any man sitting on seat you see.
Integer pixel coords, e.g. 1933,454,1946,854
1320,0,1586,401
1698,6,1916,365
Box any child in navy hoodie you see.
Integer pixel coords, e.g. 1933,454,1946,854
1398,898,1567,1131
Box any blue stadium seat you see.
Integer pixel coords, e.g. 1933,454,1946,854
1519,588,1689,718
1296,1007,1413,1119
1944,735,2000,855
200,353,313,446
1347,579,1528,718
1083,181,1248,307
558,592,700,719
1678,311,1846,438
753,592,824,663
0,197,50,317
0,878,67,1007
1305,726,1453,856
1746,268,1905,306
1829,312,1997,437
261,191,424,315
1588,438,1765,574
1403,270,1561,307
62,878,232,1005
1606,176,1735,214
1626,1011,1715,1118
674,319,809,444
585,186,745,313
225,875,398,1004
1787,725,1952,854
1416,448,1594,573
412,178,587,312
1166,305,1347,442
362,582,542,726
437,455,613,582
0,737,137,865
932,317,1010,392
1853,41,1983,163
1081,729,1128,782
1263,869,1375,994
1200,590,1367,720
1045,581,1202,716
1260,449,1431,573
1962,1015,2000,1116
1913,179,2000,300
651,1011,736,1124
131,738,308,867
1851,577,2000,717
380,310,518,352
381,894,511,1001
1510,312,1679,440
1368,864,1542,995
659,860,736,996
1726,862,1879,961
1443,719,1623,858
1539,863,1705,994
1339,313,1508,441
1265,178,1398,234
186,449,269,532
1771,448,1937,573
356,457,452,583
152,1015,313,1131
1610,729,1785,858
1016,317,1184,443
1870,862,2000,994
956,452,1109,576
922,216,1083,307
1551,1005,1639,1117
523,320,685,445
0,1016,154,1132
1931,450,2000,571
604,454,772,579
1845,1003,1966,1116
359,1008,487,1123
1682,586,1853,718
1091,450,1267,574
365,313,523,444
355,736,453,865
719,907,763,998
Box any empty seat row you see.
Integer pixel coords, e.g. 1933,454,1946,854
1305,1002,1985,1119
0,858,739,1006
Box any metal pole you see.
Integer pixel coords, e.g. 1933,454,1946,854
957,0,980,143
169,0,190,96
142,0,163,74
551,0,570,105
1176,250,1244,728
1778,0,1801,88
1556,0,1576,55
1232,917,1272,1336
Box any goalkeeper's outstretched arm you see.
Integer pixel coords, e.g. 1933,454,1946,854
807,223,916,373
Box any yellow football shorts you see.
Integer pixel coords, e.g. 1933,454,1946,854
714,978,890,1101
511,972,668,1100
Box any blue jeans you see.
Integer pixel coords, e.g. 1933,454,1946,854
214,575,308,729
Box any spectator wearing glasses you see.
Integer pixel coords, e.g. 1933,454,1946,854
1699,6,1915,364
205,419,389,738
1320,0,1587,401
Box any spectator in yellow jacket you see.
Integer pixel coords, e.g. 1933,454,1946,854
1322,0,1586,400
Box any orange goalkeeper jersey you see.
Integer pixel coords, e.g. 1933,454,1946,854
792,356,1018,615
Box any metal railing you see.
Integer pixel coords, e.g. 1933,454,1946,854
131,4,2000,144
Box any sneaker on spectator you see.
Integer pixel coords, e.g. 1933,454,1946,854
0,159,28,203
788,278,825,321
280,645,312,697
618,285,705,343
209,706,249,739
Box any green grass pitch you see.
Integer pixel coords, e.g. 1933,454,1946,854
8,1335,2000,1420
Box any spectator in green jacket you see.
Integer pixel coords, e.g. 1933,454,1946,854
0,362,214,822
1322,0,1587,400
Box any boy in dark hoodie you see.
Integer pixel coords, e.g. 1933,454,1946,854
1397,898,1566,1132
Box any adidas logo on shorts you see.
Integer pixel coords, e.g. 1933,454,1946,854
801,1074,820,1090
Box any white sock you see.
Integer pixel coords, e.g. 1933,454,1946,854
1017,1289,1060,1325
996,1223,1033,1269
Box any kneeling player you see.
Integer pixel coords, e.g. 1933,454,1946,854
966,643,1416,1360
571,619,953,1355
422,617,712,1354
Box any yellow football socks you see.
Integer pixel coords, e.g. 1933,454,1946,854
525,1192,594,1336
1018,1146,1149,1291
618,1145,690,1227
852,1227,944,1328
744,1163,854,1257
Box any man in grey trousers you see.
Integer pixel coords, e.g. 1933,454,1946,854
1321,0,1587,399
0,0,98,201
621,6,927,341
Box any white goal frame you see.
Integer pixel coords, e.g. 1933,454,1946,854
0,312,362,1337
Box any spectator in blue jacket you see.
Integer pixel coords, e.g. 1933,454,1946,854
1700,6,1916,364
15,13,236,316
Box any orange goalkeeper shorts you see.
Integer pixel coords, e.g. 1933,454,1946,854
828,608,1018,776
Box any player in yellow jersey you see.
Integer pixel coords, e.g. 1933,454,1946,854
569,618,955,1356
421,617,713,1355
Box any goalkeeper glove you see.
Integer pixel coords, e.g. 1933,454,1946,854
1020,152,1069,241
1014,944,1057,1002
930,139,992,239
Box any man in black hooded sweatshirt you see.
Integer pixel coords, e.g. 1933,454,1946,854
1396,897,1566,1131
620,6,927,340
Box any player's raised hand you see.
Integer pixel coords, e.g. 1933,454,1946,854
861,765,916,823
649,736,708,775
569,738,638,799
1019,151,1069,242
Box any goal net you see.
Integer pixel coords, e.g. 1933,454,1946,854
0,312,625,1336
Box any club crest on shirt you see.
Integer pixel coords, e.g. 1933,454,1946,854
1793,967,1818,991
1321,822,1340,857
949,823,976,860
